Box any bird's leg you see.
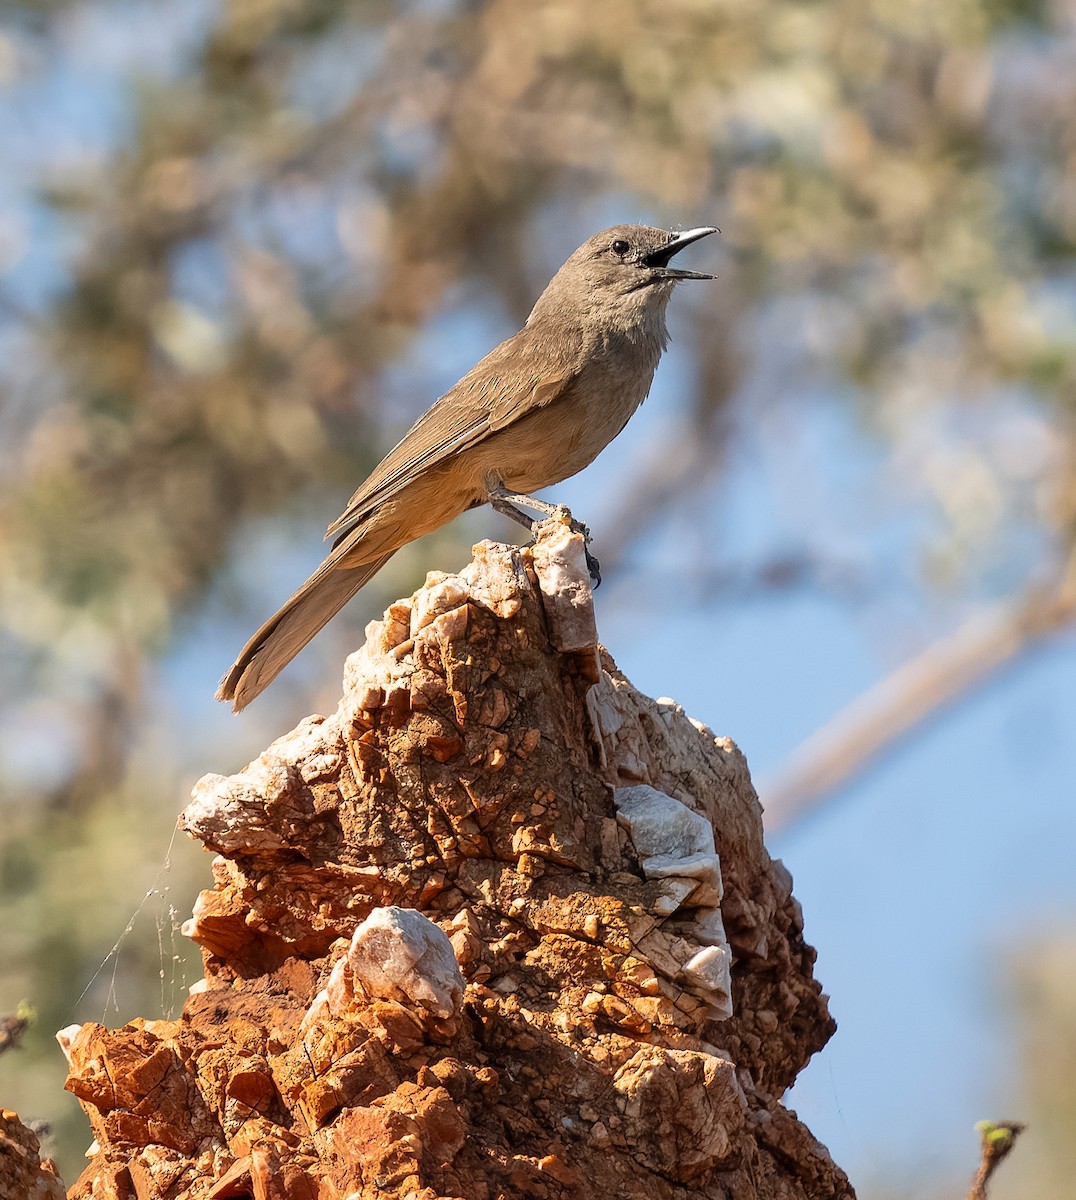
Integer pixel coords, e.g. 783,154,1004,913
486,484,590,541
487,489,539,533
486,482,601,586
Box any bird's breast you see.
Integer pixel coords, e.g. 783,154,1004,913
482,348,660,495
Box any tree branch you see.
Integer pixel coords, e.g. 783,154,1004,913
967,1120,1025,1200
760,565,1076,832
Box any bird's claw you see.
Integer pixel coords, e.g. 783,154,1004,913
550,505,599,585
551,504,592,546
585,546,602,588
572,519,593,545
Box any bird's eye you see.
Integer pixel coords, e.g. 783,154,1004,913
610,239,630,256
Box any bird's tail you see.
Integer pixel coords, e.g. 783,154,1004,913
216,553,393,711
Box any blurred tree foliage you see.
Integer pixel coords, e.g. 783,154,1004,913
1,0,1075,1181
993,936,1076,1199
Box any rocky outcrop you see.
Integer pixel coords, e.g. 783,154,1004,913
0,1108,66,1199
60,520,852,1198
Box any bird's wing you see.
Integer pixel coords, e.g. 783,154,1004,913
325,393,488,541
326,334,575,545
486,373,567,432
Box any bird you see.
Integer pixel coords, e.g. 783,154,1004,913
217,223,718,710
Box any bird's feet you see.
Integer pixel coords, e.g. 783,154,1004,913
487,487,601,586
548,505,600,585
584,545,602,587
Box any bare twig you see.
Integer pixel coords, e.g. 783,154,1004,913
967,1120,1025,1200
760,566,1076,831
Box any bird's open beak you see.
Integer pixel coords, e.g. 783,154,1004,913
644,226,719,279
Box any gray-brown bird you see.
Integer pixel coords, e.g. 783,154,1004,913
217,223,717,709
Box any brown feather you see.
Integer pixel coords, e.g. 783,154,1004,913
216,554,392,711
217,222,717,708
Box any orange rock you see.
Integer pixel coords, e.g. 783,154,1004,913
0,1109,65,1200
58,533,849,1199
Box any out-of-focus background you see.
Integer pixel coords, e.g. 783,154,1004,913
1,0,1074,1193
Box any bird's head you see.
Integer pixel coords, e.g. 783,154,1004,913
529,223,718,335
